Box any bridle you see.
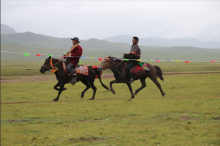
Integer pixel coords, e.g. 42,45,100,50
42,58,64,70
102,57,123,69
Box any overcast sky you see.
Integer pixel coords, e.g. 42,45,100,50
1,0,220,42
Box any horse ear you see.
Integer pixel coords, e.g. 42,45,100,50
48,56,51,59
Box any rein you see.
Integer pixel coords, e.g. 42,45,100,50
42,58,64,73
103,59,123,69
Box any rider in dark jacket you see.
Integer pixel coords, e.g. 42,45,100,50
124,36,141,83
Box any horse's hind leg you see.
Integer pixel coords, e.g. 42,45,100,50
150,76,165,96
134,78,146,95
127,83,135,99
87,81,97,100
110,80,120,94
81,80,90,98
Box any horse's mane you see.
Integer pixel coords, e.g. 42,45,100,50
107,56,122,62
52,58,60,62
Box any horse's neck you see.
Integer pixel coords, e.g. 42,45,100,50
53,59,65,80
110,63,126,79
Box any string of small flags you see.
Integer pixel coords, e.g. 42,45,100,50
1,51,219,63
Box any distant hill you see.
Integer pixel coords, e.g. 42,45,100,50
2,32,220,52
1,32,129,50
1,32,220,61
103,35,220,49
1,43,220,61
1,24,17,34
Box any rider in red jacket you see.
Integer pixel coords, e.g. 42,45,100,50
66,37,83,85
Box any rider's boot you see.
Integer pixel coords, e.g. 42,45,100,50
70,75,76,85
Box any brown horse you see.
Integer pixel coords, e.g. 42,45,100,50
98,56,165,99
40,56,109,101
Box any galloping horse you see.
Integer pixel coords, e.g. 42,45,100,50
40,56,109,101
98,56,165,100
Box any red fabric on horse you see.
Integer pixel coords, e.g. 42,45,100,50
131,65,143,74
92,66,102,78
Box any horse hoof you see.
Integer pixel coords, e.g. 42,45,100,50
127,98,133,101
162,93,166,96
63,88,67,91
52,99,57,102
128,97,134,100
111,90,116,94
89,98,94,100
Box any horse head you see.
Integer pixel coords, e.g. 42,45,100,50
40,56,52,73
98,56,122,71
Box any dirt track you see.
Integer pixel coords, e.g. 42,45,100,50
1,72,220,84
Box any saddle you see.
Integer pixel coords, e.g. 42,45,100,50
63,63,89,76
62,59,89,83
126,62,150,74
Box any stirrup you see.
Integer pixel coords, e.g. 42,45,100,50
70,78,76,85
128,78,134,83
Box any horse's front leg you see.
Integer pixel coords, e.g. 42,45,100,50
54,81,60,91
53,81,65,102
127,83,135,99
54,81,67,91
110,80,120,94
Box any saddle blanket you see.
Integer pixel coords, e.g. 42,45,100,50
131,63,150,74
76,65,89,76
63,63,89,76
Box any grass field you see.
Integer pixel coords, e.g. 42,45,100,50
1,60,220,77
1,73,220,145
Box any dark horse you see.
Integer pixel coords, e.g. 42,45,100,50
98,56,165,99
40,56,109,101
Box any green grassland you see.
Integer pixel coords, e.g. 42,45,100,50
1,73,220,145
1,60,220,77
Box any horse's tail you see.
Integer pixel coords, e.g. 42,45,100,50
93,68,109,91
154,66,164,81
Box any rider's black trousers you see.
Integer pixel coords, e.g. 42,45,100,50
125,62,135,79
66,63,75,77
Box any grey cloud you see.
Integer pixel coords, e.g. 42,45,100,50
1,1,220,42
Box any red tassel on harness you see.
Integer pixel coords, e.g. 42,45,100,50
92,66,102,78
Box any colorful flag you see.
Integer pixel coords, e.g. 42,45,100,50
23,53,30,56
48,55,53,57
185,61,190,63
36,54,42,57
89,57,94,59
211,60,216,62
98,58,103,61
156,60,160,63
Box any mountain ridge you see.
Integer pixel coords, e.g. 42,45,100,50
103,35,220,48
1,24,17,34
